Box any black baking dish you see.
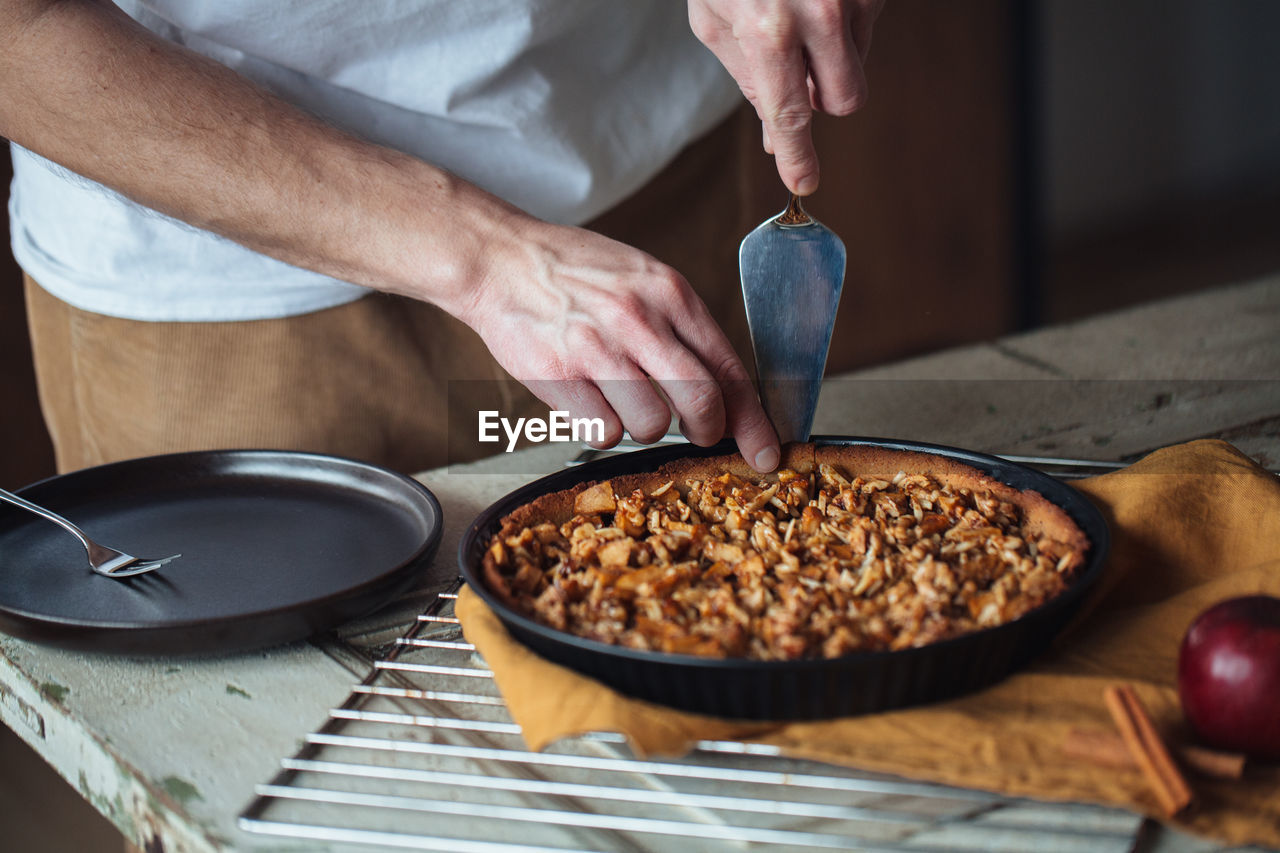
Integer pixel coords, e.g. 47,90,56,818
0,450,443,656
459,436,1109,720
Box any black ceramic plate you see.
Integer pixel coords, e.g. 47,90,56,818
0,450,442,655
460,436,1109,721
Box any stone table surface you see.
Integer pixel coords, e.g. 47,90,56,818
2,275,1277,852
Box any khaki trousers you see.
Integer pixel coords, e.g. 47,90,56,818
24,105,760,475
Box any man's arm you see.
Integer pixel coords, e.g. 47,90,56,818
0,0,779,470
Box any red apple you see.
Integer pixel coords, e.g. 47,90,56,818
1177,595,1280,760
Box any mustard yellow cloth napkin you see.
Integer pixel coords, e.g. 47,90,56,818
457,439,1280,846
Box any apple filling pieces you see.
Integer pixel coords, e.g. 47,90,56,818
482,446,1089,660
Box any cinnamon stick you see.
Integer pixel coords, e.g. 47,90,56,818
1179,744,1247,780
1062,727,1135,769
1062,727,1246,779
1103,684,1194,816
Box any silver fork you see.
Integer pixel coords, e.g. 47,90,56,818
0,487,180,578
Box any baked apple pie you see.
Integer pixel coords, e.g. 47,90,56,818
481,445,1089,660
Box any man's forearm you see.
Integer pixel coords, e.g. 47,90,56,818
0,0,512,319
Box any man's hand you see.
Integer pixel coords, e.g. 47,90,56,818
689,0,885,195
462,218,780,472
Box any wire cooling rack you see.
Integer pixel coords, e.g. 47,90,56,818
238,579,1148,852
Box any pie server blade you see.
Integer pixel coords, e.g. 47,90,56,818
738,194,846,444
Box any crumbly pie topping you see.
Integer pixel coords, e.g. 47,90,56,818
482,450,1088,660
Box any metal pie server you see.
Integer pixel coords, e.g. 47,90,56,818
739,194,846,443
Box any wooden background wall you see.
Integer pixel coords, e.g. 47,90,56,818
0,154,54,487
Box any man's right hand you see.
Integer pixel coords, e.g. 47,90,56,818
461,216,780,472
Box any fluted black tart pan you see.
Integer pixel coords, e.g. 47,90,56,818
459,436,1108,720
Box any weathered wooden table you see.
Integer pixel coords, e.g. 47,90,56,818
2,276,1277,852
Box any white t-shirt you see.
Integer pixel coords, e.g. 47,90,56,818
8,0,740,322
